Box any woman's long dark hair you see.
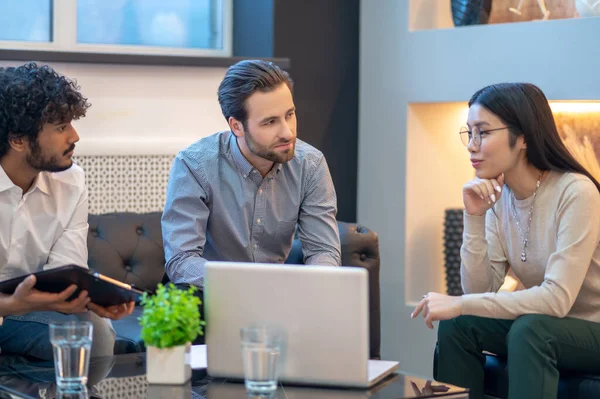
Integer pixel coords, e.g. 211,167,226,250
469,83,600,192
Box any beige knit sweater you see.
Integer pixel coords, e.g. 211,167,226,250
460,171,600,322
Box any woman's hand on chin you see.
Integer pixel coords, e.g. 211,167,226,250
463,174,504,216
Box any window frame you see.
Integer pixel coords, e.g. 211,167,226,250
0,0,233,58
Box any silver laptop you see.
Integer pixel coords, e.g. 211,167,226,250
204,262,399,388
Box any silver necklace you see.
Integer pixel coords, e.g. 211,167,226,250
509,171,544,262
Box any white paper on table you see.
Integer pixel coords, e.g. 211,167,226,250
191,344,207,369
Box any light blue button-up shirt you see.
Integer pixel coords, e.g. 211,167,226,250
162,131,341,287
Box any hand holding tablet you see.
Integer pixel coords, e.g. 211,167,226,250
0,265,147,309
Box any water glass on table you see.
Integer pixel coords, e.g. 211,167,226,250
49,321,93,392
240,326,283,395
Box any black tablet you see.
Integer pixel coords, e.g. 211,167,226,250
0,265,147,307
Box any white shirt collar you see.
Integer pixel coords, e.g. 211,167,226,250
30,172,50,196
0,165,13,194
0,165,50,196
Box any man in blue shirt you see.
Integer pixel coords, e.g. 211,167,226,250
162,60,341,288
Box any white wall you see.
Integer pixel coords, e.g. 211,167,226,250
359,1,600,377
0,61,229,155
405,103,472,305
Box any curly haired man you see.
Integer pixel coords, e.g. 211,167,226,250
0,62,133,359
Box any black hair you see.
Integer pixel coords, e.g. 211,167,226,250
0,62,90,159
469,83,600,192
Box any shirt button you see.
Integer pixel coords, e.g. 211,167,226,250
258,189,263,195
254,244,258,249
257,218,261,224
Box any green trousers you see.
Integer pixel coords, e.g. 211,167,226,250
435,314,600,399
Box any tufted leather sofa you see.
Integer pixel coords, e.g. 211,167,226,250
87,212,381,359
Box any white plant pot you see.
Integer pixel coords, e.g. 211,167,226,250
576,0,600,17
146,343,192,385
147,382,192,399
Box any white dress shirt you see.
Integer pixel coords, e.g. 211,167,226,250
0,163,89,283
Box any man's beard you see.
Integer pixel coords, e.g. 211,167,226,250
244,126,295,164
27,140,74,173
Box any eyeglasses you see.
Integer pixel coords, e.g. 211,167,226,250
459,126,510,147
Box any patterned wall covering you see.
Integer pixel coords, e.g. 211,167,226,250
554,109,600,181
554,110,600,158
73,155,176,215
71,374,206,398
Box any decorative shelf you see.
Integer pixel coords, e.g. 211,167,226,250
409,0,593,32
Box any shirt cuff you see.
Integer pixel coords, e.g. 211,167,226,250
463,211,486,236
460,293,485,316
305,255,341,267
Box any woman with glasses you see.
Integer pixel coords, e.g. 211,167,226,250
411,82,600,399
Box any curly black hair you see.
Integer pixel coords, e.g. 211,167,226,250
0,62,90,159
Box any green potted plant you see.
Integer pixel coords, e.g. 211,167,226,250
139,283,205,384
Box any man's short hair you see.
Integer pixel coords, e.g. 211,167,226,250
217,60,293,126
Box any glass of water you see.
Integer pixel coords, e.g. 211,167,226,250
240,326,282,395
49,321,93,392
